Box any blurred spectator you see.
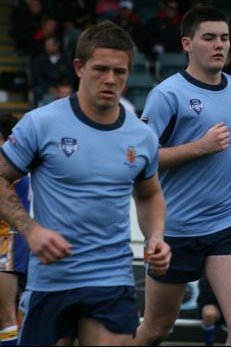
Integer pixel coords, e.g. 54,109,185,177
39,79,75,106
197,276,226,346
57,0,96,30
32,17,62,59
54,80,74,99
96,0,120,20
113,0,144,51
32,36,73,105
142,0,182,73
10,0,45,57
179,0,208,14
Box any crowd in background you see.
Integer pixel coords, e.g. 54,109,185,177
9,0,230,106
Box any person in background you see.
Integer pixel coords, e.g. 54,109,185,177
113,1,144,52
32,36,73,106
136,6,231,346
0,113,30,346
39,79,75,106
142,0,182,74
10,0,45,57
95,0,120,20
0,21,171,346
197,275,226,346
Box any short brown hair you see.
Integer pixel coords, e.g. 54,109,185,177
181,6,230,38
75,20,136,71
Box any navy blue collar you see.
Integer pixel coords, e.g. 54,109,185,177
69,93,126,131
180,70,228,91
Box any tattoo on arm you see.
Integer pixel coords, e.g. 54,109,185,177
0,154,36,237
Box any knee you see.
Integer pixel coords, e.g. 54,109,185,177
149,323,173,345
202,305,220,326
137,320,173,346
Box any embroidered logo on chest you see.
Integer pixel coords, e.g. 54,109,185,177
124,146,137,167
190,99,204,114
59,137,79,157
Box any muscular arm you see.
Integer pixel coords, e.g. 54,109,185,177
0,152,72,264
134,176,171,275
134,175,165,241
0,152,36,236
159,122,230,170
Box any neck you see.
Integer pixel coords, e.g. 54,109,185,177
77,92,120,125
186,66,222,85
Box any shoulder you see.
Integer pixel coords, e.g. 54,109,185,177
125,112,158,144
26,97,70,123
154,73,185,93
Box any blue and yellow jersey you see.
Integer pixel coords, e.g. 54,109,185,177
0,220,11,236
0,176,30,272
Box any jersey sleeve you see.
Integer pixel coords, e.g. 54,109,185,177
1,113,38,174
141,88,176,143
135,130,159,182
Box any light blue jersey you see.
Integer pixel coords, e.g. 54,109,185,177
1,94,158,291
142,71,231,237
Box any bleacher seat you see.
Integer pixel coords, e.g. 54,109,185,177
126,72,156,116
155,52,188,80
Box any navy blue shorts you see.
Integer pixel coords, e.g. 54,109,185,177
149,227,231,283
19,286,139,346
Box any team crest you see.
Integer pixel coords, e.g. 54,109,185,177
190,99,204,114
60,137,79,157
125,146,137,167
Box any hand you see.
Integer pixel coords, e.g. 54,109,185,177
197,122,230,155
145,238,171,276
26,225,72,264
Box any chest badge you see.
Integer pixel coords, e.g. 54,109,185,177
190,99,204,114
124,146,137,167
60,137,79,157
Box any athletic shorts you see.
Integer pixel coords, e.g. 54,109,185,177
149,227,231,283
0,233,29,275
19,286,139,346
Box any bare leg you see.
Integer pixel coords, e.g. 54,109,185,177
202,305,221,326
55,337,76,346
78,318,135,346
135,274,186,346
0,272,18,329
205,255,231,346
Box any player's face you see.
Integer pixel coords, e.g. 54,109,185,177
184,21,230,73
75,48,130,111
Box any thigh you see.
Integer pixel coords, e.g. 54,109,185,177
55,337,75,346
78,318,135,346
143,274,186,328
205,255,231,328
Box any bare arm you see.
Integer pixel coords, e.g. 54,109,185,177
160,122,230,170
0,153,72,264
134,175,171,275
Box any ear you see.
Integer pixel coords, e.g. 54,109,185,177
73,59,83,78
181,37,192,53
